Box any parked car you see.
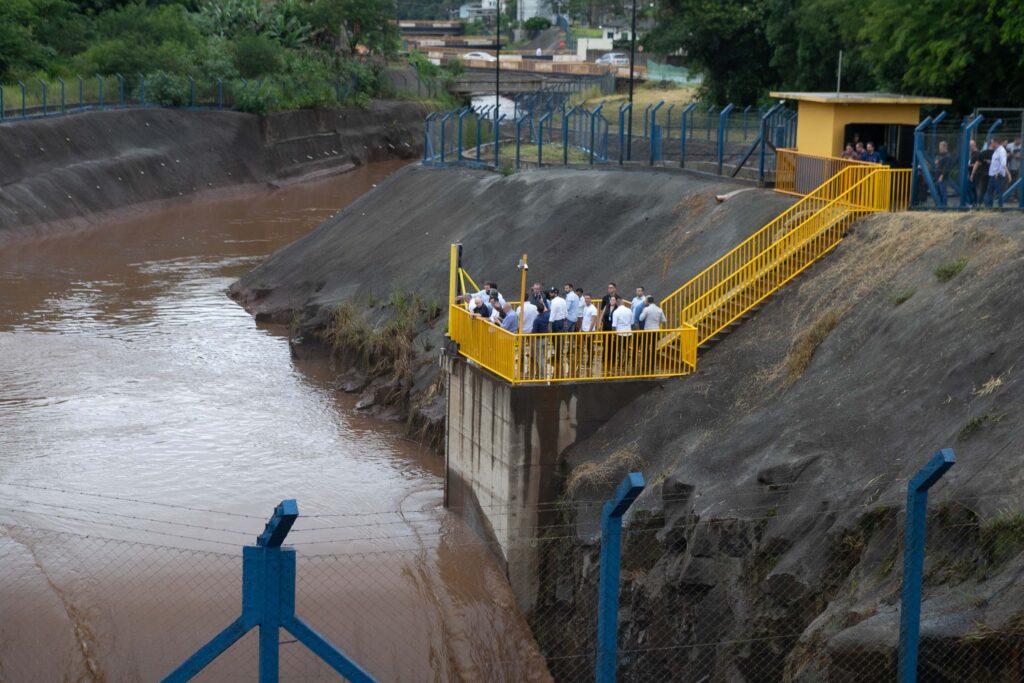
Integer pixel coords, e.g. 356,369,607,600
461,51,497,62
595,53,629,66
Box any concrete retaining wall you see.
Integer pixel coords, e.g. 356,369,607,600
444,351,655,612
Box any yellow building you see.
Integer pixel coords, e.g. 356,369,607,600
769,92,952,166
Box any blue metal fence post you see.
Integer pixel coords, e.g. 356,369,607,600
648,100,664,165
440,111,452,164
984,118,1004,147
494,114,505,167
590,102,604,165
742,105,752,140
0,87,4,122
665,104,674,141
189,75,196,108
38,79,47,116
539,111,552,165
706,105,715,141
716,103,736,175
618,103,631,164
678,103,696,168
564,106,576,165
76,75,83,110
422,112,436,163
898,449,956,683
757,103,783,184
642,103,652,138
958,115,983,208
596,472,645,683
458,107,470,161
912,117,940,206
96,75,104,108
58,77,65,114
161,500,376,683
17,81,26,118
116,73,125,108
515,114,525,168
137,72,145,107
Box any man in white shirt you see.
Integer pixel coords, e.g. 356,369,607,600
547,287,568,332
639,296,665,330
611,295,634,374
577,294,598,376
474,282,506,308
518,299,538,334
579,294,598,332
631,287,646,330
985,137,1010,209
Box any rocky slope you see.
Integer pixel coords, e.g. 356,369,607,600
539,210,1024,681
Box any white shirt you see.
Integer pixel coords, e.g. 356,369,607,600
549,295,567,322
580,303,598,332
474,289,506,307
489,306,502,324
612,305,633,333
990,145,1008,177
518,301,538,332
639,304,666,330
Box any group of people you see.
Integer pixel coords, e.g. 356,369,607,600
841,139,883,163
930,136,1019,208
454,281,670,380
456,281,667,334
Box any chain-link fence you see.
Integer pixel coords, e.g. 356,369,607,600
3,447,1020,681
424,98,796,184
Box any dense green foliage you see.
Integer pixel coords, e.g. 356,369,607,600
645,0,1024,108
0,0,400,111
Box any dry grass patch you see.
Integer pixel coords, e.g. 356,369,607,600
565,446,643,498
785,311,840,385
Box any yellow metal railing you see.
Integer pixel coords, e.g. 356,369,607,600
662,165,910,345
447,151,910,384
775,148,879,196
448,304,697,383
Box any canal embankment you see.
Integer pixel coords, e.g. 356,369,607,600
228,164,795,446
0,100,426,243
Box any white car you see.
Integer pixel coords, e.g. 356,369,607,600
595,53,629,66
461,51,497,62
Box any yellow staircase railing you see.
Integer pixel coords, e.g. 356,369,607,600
661,166,910,346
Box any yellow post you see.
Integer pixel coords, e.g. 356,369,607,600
448,243,459,337
517,253,528,334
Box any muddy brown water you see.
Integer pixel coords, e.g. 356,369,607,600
0,163,552,682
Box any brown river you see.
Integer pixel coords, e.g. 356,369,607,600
0,163,551,682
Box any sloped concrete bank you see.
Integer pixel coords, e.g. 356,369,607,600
0,100,426,243
229,164,793,446
539,211,1024,681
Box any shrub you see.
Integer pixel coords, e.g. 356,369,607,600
233,79,280,115
524,16,552,32
146,72,191,106
785,311,839,384
233,34,283,78
934,258,967,283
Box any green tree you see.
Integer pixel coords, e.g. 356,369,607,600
305,0,400,56
525,16,552,32
644,0,775,103
233,34,283,78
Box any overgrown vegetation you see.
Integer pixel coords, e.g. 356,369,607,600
934,258,968,283
891,288,916,306
958,413,1002,441
323,291,442,401
785,311,840,384
644,0,1024,107
0,0,398,112
980,510,1024,568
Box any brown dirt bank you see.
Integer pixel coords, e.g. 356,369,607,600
229,164,794,443
0,100,426,243
544,211,1024,681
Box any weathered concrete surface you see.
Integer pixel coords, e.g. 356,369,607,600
540,211,1024,681
0,100,426,242
444,352,656,613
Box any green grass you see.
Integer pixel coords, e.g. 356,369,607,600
572,27,604,38
499,143,592,166
891,288,916,306
934,258,967,282
981,510,1024,566
958,413,1002,440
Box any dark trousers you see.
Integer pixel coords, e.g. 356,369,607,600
984,175,1005,208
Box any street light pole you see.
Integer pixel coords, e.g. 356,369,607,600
496,0,501,116
627,0,637,160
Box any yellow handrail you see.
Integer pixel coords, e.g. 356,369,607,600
775,148,880,196
661,165,910,346
448,304,697,383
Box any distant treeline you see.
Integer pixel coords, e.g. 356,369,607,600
645,0,1024,109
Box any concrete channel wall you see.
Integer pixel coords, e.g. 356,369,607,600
443,351,655,612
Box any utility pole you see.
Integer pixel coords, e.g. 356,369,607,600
836,50,843,93
496,0,501,115
627,0,637,160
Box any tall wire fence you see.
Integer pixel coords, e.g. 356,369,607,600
2,449,1021,681
423,96,796,183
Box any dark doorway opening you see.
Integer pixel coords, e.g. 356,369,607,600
843,123,915,167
